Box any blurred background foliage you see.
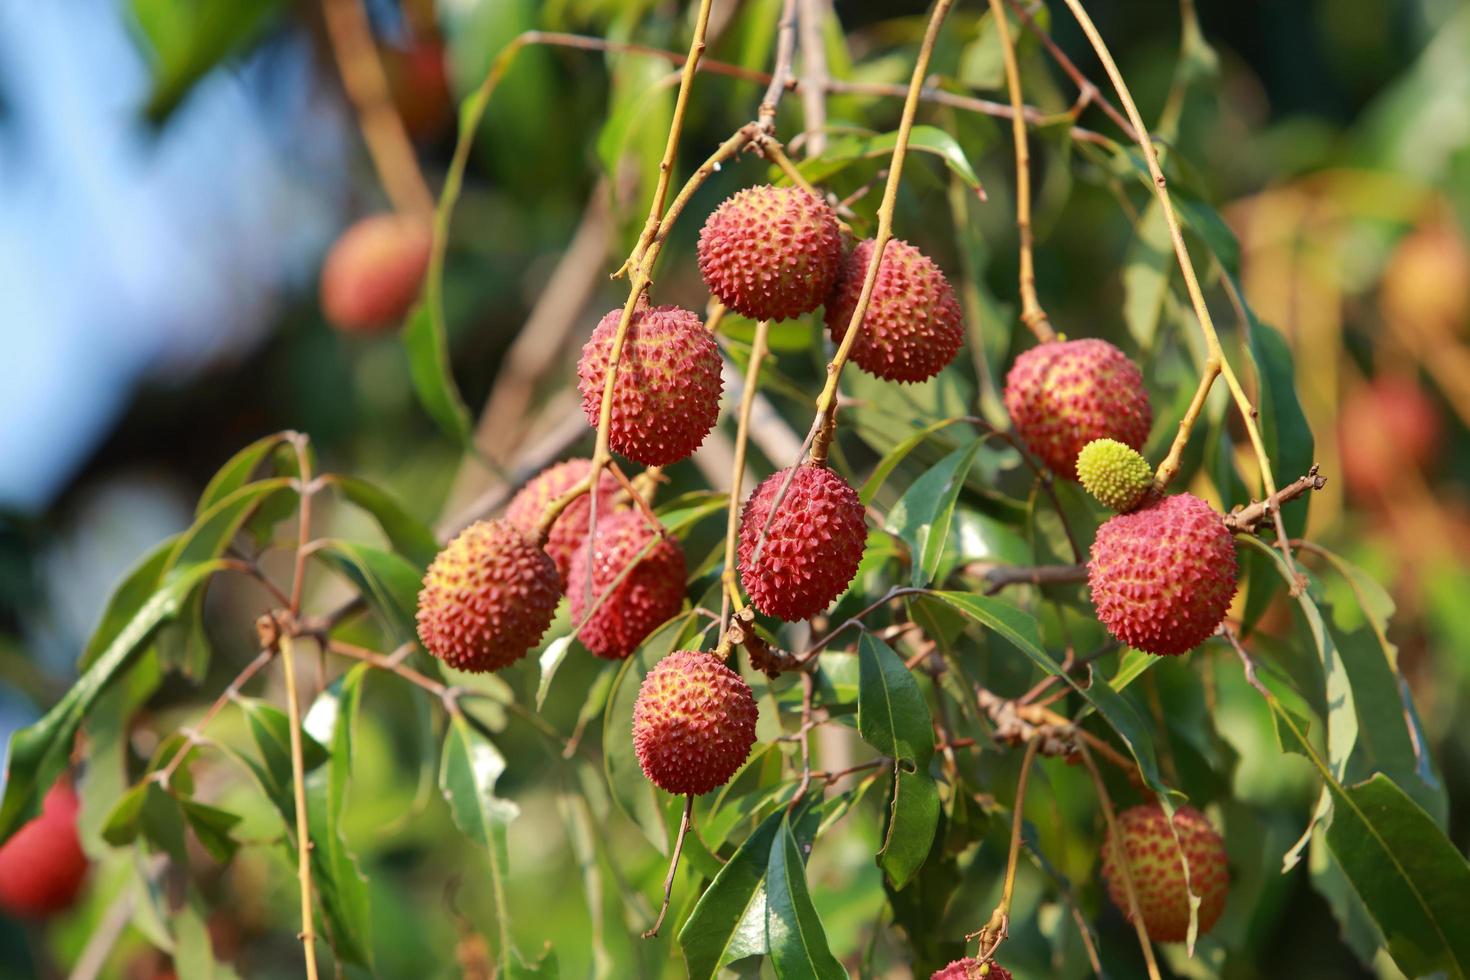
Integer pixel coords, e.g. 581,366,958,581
1,0,1469,977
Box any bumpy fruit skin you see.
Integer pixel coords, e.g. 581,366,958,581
632,649,758,795
567,510,686,660
320,213,432,333
1088,493,1237,656
737,465,867,622
416,519,561,672
1004,339,1152,479
0,781,88,918
577,305,723,465
825,238,965,383
1339,377,1442,498
504,458,622,584
697,185,842,321
1077,438,1153,512
1101,803,1229,943
931,960,1011,980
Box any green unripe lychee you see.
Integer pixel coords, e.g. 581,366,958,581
1077,438,1153,512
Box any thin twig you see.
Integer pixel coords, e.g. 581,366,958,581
759,0,801,130
796,0,830,155
287,432,315,617
643,795,695,938
279,631,321,980
718,319,771,645
1002,0,1138,141
156,649,274,786
972,736,1041,958
1154,358,1221,489
1223,466,1326,535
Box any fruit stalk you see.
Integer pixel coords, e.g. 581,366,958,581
642,794,695,938
975,735,1041,960
719,319,771,639
278,630,321,980
987,0,1057,343
807,0,956,464
1153,358,1221,489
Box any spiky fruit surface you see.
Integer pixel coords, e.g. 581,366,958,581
567,510,686,660
632,649,758,795
504,458,622,584
825,238,965,383
0,782,88,918
1004,339,1152,479
697,185,842,321
1101,803,1229,942
320,213,432,333
1088,493,1236,656
1339,377,1443,498
577,305,723,465
1077,438,1153,512
737,465,866,622
416,519,560,673
930,960,1012,980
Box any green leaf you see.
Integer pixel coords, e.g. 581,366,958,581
857,633,939,889
238,698,330,811
931,592,1169,794
0,559,229,843
311,540,424,643
798,125,983,191
884,440,984,588
79,536,177,670
680,810,784,980
1272,704,1470,979
325,475,440,569
860,417,976,506
130,0,285,122
765,812,847,980
403,304,474,449
197,432,290,515
179,799,242,864
1122,199,1172,350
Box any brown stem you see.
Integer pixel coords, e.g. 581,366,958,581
973,736,1041,957
796,0,830,156
1002,0,1139,142
319,0,434,216
1223,466,1325,534
156,649,274,785
759,0,801,130
1153,358,1220,489
719,319,771,641
643,795,695,938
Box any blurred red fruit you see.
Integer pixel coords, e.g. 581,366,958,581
0,781,89,918
1380,222,1470,331
320,213,433,333
385,41,453,141
1339,376,1442,498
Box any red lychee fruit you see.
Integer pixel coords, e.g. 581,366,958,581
1003,338,1152,479
384,40,452,141
567,510,686,660
931,959,1012,980
0,781,88,918
416,519,561,672
504,458,622,585
632,649,758,795
697,185,842,321
825,238,965,383
320,212,432,333
1088,493,1237,656
737,464,867,622
1339,376,1442,499
577,304,723,465
1101,803,1229,943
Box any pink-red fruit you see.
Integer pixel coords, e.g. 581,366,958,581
1088,493,1237,656
1339,376,1442,499
0,781,88,918
737,465,866,622
1101,803,1229,942
416,519,560,672
577,305,723,465
632,649,758,795
320,213,432,333
697,185,842,321
931,960,1012,980
567,510,686,660
825,238,964,383
1004,338,1152,479
505,458,622,584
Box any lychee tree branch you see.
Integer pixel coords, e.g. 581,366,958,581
718,319,771,643
1153,357,1220,490
758,0,800,131
973,735,1042,961
278,629,322,980
987,0,1057,344
643,794,695,938
1001,0,1139,143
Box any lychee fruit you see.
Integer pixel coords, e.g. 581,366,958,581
737,464,866,622
384,40,452,141
1077,438,1153,512
632,649,758,795
1380,222,1470,331
504,458,622,584
697,185,842,321
577,304,723,465
416,519,561,672
567,510,686,660
1004,338,1152,479
1339,376,1442,499
931,960,1012,980
0,781,88,918
1101,802,1229,943
1088,493,1237,656
825,238,965,383
320,212,433,333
